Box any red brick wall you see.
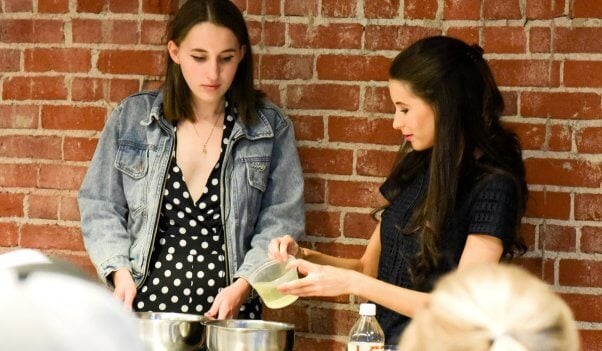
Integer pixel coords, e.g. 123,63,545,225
1,0,600,350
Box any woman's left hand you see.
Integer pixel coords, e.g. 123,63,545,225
205,278,252,319
278,259,355,297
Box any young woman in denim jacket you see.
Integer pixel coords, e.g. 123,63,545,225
269,36,528,344
78,0,304,320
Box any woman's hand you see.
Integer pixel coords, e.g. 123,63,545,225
205,278,252,319
277,259,356,297
268,234,301,262
112,268,137,310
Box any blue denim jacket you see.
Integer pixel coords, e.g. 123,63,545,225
78,91,305,288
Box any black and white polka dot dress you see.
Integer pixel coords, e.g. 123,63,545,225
134,102,262,319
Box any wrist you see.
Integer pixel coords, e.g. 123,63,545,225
233,277,252,296
112,268,130,280
348,270,362,297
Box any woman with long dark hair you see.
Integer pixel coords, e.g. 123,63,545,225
79,0,304,320
269,35,527,344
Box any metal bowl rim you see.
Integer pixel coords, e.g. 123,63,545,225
202,319,295,331
135,311,210,322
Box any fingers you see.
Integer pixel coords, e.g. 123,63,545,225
123,288,136,310
205,290,238,320
112,287,132,310
277,276,317,297
112,269,136,310
204,302,219,319
268,238,282,261
279,235,293,261
218,303,237,320
268,235,298,262
112,288,125,302
287,258,314,276
211,301,235,320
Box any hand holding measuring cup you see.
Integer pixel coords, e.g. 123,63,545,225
249,256,299,309
268,234,301,263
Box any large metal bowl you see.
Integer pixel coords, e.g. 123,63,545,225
136,312,210,351
204,319,294,351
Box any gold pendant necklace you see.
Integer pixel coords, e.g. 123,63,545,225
191,114,222,155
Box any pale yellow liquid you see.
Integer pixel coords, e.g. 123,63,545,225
253,282,299,309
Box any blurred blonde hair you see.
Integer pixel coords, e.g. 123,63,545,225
398,263,579,351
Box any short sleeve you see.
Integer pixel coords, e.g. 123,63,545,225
466,174,519,246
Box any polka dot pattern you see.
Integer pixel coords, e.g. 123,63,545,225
134,100,261,319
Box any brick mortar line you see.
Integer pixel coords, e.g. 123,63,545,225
0,129,100,138
522,150,602,161
0,72,162,81
576,322,602,331
554,287,602,295
526,184,602,193
501,117,602,126
1,44,168,50
242,14,602,27
305,203,380,213
0,157,90,166
0,188,79,196
0,99,116,108
0,217,81,227
523,218,602,227
0,13,170,21
300,172,386,181
296,114,602,122
514,251,602,263
265,45,602,58
302,236,372,246
297,140,400,149
260,80,602,91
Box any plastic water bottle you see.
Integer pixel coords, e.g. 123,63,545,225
347,303,385,351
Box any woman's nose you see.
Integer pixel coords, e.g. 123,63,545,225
392,113,404,131
207,59,219,81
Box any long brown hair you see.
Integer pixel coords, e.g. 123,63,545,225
384,36,527,284
162,0,262,125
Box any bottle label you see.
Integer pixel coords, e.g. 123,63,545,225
347,342,384,351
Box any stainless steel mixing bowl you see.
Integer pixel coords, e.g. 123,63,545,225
136,312,210,351
204,319,294,351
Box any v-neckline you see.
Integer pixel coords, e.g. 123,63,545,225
173,156,218,206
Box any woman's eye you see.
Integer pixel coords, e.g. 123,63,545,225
400,108,409,114
191,56,206,62
220,56,234,63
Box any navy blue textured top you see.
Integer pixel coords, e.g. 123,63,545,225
377,163,519,344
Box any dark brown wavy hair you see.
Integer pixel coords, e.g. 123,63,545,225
383,36,527,285
162,0,263,125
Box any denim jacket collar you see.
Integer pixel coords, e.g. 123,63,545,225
140,90,274,141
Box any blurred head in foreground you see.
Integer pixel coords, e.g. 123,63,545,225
0,249,143,351
398,263,579,351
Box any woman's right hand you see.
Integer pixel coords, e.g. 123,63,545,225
268,234,301,262
111,268,137,310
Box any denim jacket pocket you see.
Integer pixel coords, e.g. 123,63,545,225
114,140,150,179
243,157,270,192
114,140,150,224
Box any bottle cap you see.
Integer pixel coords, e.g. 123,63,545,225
359,303,376,316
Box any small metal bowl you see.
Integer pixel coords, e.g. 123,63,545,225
204,319,294,351
136,312,210,351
